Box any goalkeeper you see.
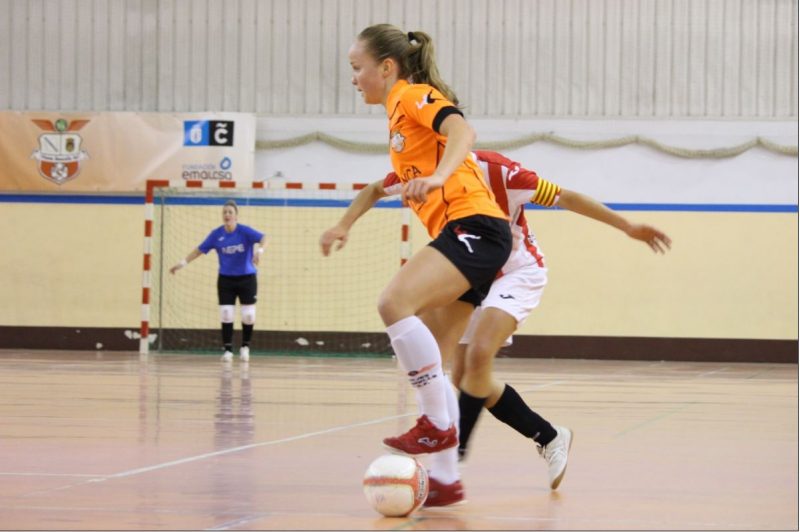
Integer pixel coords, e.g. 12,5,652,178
170,199,267,362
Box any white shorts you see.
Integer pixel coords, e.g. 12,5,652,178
459,264,548,347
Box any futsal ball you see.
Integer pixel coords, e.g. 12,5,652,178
362,454,429,517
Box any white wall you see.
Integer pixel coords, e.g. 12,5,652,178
0,0,796,118
255,117,799,204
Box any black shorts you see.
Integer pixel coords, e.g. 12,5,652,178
217,274,258,305
428,214,512,307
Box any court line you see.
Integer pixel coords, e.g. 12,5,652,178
612,402,696,438
21,412,414,498
519,380,568,392
106,412,414,480
205,513,273,530
696,366,730,378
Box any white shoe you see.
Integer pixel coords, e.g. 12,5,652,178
538,426,573,490
221,350,234,362
239,346,250,362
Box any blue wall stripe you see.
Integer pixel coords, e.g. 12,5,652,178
0,194,796,213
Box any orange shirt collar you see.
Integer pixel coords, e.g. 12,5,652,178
386,79,411,116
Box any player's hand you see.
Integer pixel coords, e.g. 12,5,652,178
320,225,349,256
627,224,672,254
402,174,447,204
169,264,181,275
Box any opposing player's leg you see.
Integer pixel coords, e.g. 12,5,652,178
457,306,518,458
456,265,574,489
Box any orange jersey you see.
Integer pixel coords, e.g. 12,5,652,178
385,80,507,237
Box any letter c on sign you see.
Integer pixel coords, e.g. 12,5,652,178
214,123,229,145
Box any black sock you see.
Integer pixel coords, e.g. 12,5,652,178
222,322,234,352
488,384,557,445
458,390,488,456
242,324,253,347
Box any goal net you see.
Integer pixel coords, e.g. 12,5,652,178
141,180,407,357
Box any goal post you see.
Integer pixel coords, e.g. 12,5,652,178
140,179,411,357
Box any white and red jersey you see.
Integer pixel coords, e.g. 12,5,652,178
383,150,561,273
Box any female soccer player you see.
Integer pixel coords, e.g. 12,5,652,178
415,150,671,490
170,200,267,363
322,150,671,494
323,24,513,506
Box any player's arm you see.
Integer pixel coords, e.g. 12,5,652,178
556,188,672,254
319,180,389,256
252,235,268,267
403,114,475,203
169,247,203,274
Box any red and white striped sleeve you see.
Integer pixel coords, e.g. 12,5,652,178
382,172,403,196
474,150,561,208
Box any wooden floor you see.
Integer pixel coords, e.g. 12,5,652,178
0,350,796,531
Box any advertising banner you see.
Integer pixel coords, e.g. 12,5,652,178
0,112,255,191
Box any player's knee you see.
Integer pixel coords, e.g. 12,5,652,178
240,304,256,325
219,305,235,323
377,291,410,325
464,340,495,375
470,336,498,360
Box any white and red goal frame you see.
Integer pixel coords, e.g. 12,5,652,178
139,179,411,355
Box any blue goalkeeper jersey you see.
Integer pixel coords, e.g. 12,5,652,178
198,224,265,276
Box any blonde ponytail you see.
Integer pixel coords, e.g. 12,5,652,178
357,24,460,105
405,31,459,105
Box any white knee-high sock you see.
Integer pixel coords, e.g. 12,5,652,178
428,379,461,484
386,316,450,430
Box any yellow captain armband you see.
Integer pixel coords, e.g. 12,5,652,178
530,178,561,207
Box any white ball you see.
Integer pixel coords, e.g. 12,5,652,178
363,454,429,517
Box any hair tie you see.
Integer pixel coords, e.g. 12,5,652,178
407,31,416,44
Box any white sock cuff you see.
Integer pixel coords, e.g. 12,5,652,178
385,315,423,340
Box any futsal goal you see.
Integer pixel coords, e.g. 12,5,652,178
140,179,410,357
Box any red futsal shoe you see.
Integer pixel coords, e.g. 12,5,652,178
424,477,466,507
383,415,458,455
